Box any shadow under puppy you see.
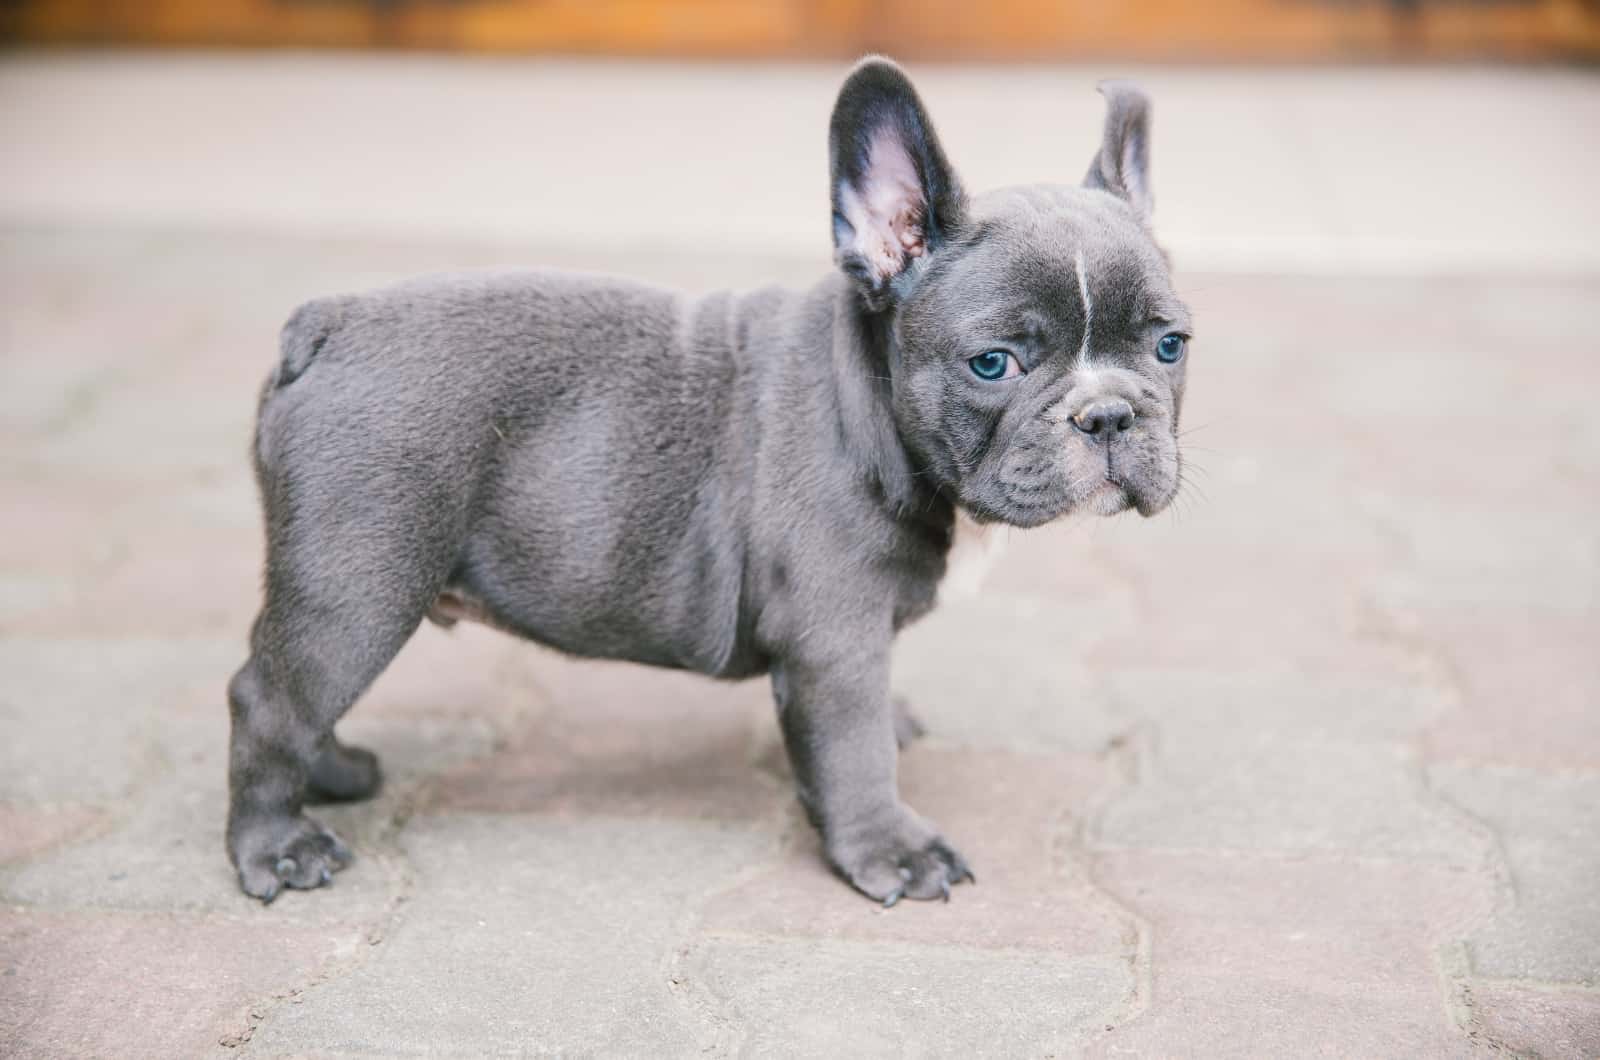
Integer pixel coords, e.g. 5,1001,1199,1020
227,57,1192,905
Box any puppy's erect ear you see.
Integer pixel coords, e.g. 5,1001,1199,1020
829,57,966,312
1084,80,1153,218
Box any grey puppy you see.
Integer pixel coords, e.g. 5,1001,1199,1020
227,57,1191,906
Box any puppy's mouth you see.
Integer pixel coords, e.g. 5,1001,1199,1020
1084,477,1133,516
976,434,1178,528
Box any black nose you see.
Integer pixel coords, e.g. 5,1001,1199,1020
1071,399,1136,440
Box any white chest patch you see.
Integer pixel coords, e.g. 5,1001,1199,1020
940,510,1009,603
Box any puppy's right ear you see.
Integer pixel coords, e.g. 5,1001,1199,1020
829,57,966,312
1083,80,1154,218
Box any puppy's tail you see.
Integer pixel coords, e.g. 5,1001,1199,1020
250,294,353,502
273,295,352,389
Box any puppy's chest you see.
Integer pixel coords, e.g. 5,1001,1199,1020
939,511,1008,602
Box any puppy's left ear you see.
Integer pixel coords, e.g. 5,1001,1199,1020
1084,80,1153,218
829,57,966,312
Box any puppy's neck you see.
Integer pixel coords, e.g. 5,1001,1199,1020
829,292,945,524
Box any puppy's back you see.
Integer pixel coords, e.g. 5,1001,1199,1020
255,268,764,676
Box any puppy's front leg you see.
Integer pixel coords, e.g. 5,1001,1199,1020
772,649,973,905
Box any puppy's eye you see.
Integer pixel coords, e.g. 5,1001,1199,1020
1156,333,1187,364
968,350,1019,381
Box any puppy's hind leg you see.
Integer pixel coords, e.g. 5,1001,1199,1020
227,509,458,902
306,737,383,803
227,584,424,901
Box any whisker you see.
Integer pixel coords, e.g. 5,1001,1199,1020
1176,475,1211,507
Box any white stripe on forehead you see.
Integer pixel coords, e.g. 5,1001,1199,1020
1074,248,1094,367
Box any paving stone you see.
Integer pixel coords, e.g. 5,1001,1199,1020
0,907,363,1057
511,643,777,731
3,624,504,919
1429,765,1600,986
1096,736,1484,864
1409,610,1600,771
1193,276,1595,389
1302,336,1589,427
0,472,145,603
0,626,490,915
1,281,262,483
1088,851,1489,1057
0,574,72,627
1569,413,1600,482
1470,982,1600,1058
1,778,402,926
429,648,784,822
0,703,396,924
1082,529,1389,674
5,518,260,637
346,621,541,743
1342,409,1596,513
0,636,239,802
1099,654,1455,744
242,815,774,1056
686,938,1131,1057
696,749,1131,954
429,709,784,822
0,804,105,866
0,291,159,436
1362,501,1597,615
892,593,1122,753
972,518,1138,603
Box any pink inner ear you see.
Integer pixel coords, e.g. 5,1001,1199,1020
837,127,927,285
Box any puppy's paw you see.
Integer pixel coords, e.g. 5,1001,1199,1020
230,814,351,903
306,740,383,803
826,808,974,907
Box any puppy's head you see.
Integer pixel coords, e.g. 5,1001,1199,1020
830,58,1190,526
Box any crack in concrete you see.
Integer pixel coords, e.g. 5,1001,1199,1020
1071,722,1155,1040
222,782,423,1051
1353,571,1522,1054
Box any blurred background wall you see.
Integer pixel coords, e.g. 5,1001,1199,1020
3,0,1597,61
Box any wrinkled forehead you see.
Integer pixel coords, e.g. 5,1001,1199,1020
956,185,1185,326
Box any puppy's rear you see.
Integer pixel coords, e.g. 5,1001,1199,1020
232,269,760,899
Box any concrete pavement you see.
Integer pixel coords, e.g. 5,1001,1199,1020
1,55,1597,1057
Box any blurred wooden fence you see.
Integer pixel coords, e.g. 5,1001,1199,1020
3,0,1597,59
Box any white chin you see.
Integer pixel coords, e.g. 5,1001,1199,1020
1085,481,1132,516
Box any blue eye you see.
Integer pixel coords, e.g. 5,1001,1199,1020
969,350,1015,381
1156,333,1186,363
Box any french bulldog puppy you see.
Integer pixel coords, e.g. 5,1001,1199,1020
227,57,1191,906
